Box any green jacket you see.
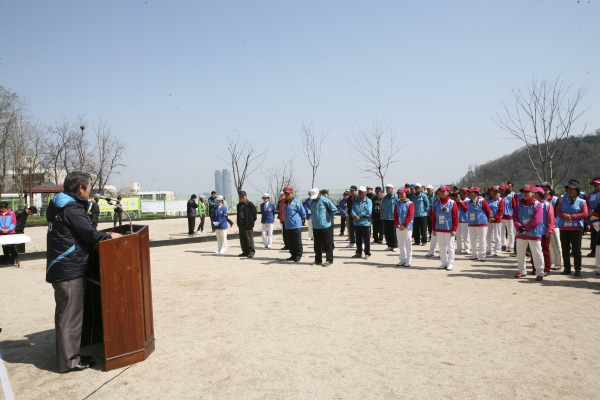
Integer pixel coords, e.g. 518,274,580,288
198,199,209,216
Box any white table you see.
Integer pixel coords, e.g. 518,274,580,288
0,234,31,267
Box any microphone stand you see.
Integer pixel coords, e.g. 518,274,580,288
108,200,134,234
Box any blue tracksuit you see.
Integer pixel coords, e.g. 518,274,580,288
260,202,276,224
351,197,373,227
284,198,306,229
411,192,430,218
310,196,338,229
381,193,398,220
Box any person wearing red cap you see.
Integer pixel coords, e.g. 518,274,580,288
501,184,516,253
394,188,414,267
512,184,546,280
456,187,471,254
467,187,491,261
431,185,459,270
555,180,588,276
486,186,505,257
586,178,600,257
532,187,555,275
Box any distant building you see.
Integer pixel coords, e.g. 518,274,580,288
214,170,222,195
215,169,233,205
136,190,176,201
123,182,141,195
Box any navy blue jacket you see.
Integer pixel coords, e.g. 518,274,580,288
46,192,111,283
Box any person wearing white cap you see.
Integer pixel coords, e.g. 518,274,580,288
351,186,373,259
212,196,229,254
309,188,338,266
260,193,276,248
303,191,314,241
382,183,398,251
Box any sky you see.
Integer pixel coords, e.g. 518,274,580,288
1,0,598,195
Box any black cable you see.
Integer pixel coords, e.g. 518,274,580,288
81,364,133,400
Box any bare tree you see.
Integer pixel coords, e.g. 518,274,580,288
9,114,46,203
347,117,404,188
494,77,589,187
297,122,328,188
90,119,127,194
218,134,267,193
0,85,25,196
260,160,299,199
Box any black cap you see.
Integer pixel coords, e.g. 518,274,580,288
538,182,551,189
191,194,197,199
564,181,580,190
343,191,349,195
404,183,410,187
350,185,357,190
375,186,382,192
238,190,247,196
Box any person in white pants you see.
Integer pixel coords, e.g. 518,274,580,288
512,184,545,280
486,186,504,256
260,193,276,248
426,191,441,257
394,188,414,267
466,187,491,261
500,184,515,252
431,185,458,270
456,188,471,254
213,196,228,254
304,193,314,240
542,186,563,270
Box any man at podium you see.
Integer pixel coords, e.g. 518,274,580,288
45,172,122,373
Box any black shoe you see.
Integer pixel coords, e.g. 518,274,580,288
80,355,93,363
560,270,572,275
351,254,362,258
339,233,344,236
63,361,96,372
238,253,248,257
294,257,301,262
587,252,596,258
574,270,582,277
285,257,294,261
247,254,254,259
421,243,427,246
281,247,289,250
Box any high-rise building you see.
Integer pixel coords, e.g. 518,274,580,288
214,170,222,195
215,169,233,205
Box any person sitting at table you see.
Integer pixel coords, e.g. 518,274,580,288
0,201,17,265
14,206,37,254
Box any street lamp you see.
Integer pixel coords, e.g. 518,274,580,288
80,125,85,134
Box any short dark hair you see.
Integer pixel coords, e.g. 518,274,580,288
28,206,38,214
211,191,216,194
0,201,8,209
117,196,122,200
191,194,197,199
238,191,247,197
63,171,91,194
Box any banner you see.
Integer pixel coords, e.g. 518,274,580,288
97,197,139,212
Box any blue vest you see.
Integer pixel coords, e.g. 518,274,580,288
487,196,501,219
589,191,600,210
517,199,544,238
458,198,470,223
434,199,455,231
468,198,488,226
395,200,413,229
503,194,514,217
260,202,275,224
557,196,585,229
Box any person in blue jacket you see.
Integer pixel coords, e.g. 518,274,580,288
212,195,229,254
351,186,373,259
282,187,306,262
338,191,348,236
309,188,338,266
304,193,313,240
410,183,430,246
260,193,276,249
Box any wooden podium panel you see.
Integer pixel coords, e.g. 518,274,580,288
82,224,155,371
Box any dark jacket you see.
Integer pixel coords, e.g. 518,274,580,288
15,209,29,233
236,200,257,229
371,196,383,219
89,203,100,223
346,195,357,218
187,199,198,217
46,192,111,283
114,200,123,215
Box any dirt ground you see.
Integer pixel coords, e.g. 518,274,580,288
1,228,600,399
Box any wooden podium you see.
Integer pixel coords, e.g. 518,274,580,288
82,224,155,371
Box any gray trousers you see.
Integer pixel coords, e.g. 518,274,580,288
52,278,85,372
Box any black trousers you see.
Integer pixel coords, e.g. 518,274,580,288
281,221,289,247
313,226,334,263
197,215,205,232
209,209,216,231
560,229,583,270
114,213,122,227
427,216,433,238
383,220,398,248
413,216,428,245
239,228,255,255
286,228,303,259
348,217,355,243
354,225,371,256
339,216,346,235
590,228,598,254
372,218,383,242
2,244,18,261
188,217,196,235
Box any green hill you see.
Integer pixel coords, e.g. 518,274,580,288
457,129,600,189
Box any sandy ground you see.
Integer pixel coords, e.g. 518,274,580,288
1,228,600,399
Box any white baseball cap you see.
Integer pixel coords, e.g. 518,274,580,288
279,191,284,195
358,186,367,192
309,188,319,200
414,183,422,188
216,195,224,201
385,183,394,188
426,184,433,189
262,193,270,198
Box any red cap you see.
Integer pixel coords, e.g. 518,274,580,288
491,185,501,191
469,186,481,193
590,178,600,185
438,185,451,192
533,187,545,195
459,187,469,192
397,188,407,194
520,183,534,192
283,187,294,193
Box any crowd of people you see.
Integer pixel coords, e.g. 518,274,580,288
181,179,600,279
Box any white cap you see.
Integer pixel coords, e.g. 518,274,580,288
216,195,224,201
426,184,433,189
358,186,367,192
279,191,284,195
262,193,270,198
414,182,422,187
309,188,319,200
385,183,394,188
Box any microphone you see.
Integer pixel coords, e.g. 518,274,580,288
94,193,112,202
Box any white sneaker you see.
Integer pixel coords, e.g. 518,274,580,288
385,247,393,251
215,251,220,255
425,253,434,257
363,255,370,260
403,263,411,267
220,249,227,254
267,245,272,249
346,243,355,248
469,256,478,260
392,248,398,252
438,264,447,269
479,257,486,262
396,261,405,266
446,264,454,271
